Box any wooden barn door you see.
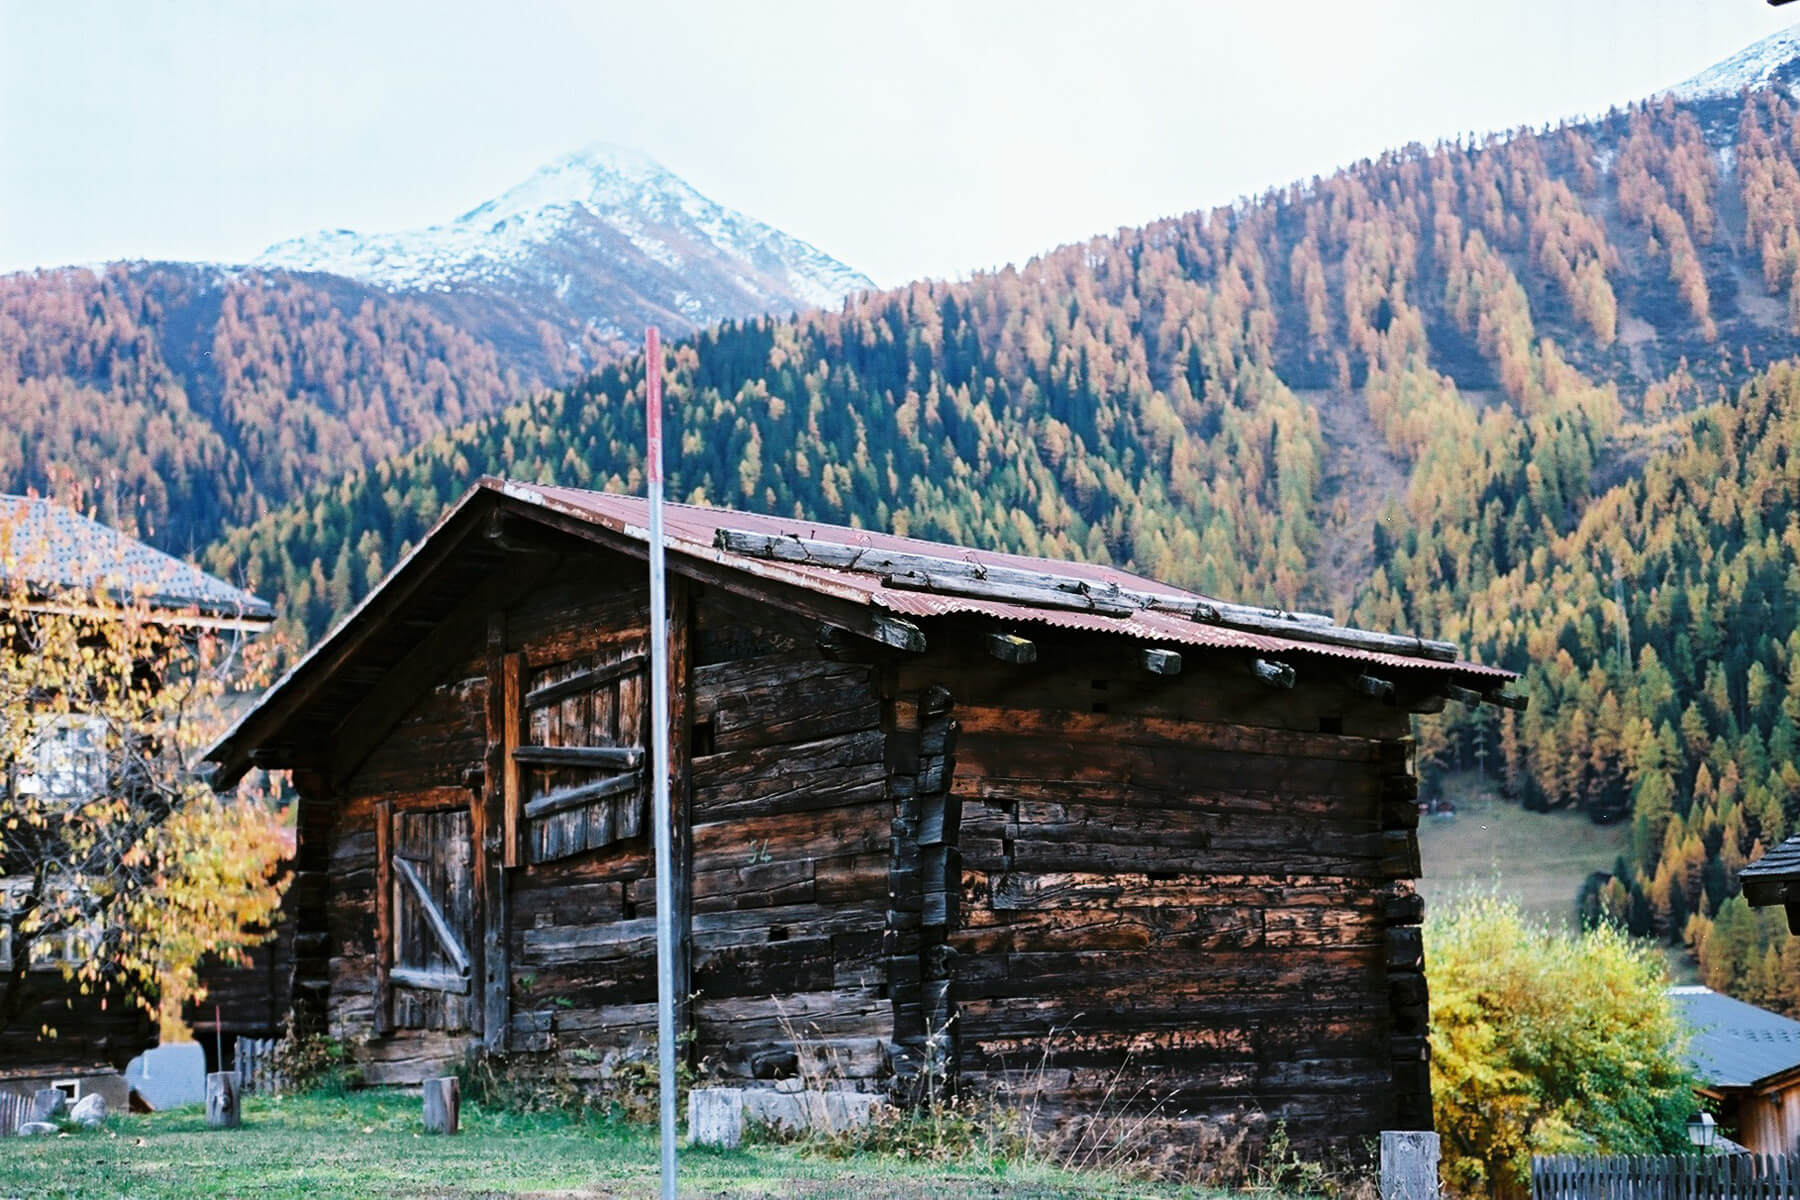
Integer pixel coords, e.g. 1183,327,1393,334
385,807,475,1031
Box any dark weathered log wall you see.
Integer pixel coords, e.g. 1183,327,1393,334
686,596,893,1087
0,970,154,1070
496,576,668,1078
294,541,1434,1145
908,625,1425,1160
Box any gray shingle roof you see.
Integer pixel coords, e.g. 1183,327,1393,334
1742,836,1800,897
1669,986,1800,1089
0,496,272,620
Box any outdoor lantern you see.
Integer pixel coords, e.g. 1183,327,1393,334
1686,1111,1716,1149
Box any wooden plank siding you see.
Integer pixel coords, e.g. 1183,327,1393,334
915,623,1425,1158
686,595,894,1087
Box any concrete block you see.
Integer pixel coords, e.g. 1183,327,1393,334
125,1042,208,1111
1381,1130,1441,1200
30,1089,65,1122
687,1087,745,1149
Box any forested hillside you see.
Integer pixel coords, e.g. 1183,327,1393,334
0,263,542,552
196,87,1800,1014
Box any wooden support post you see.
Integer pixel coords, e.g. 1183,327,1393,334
1249,657,1295,689
205,1072,240,1129
374,797,393,1036
422,1076,460,1134
986,633,1036,664
480,614,510,1049
1355,674,1396,703
1140,647,1181,675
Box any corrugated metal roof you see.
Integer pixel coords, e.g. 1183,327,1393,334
1670,986,1800,1089
0,495,272,620
206,478,1514,784
511,480,1514,681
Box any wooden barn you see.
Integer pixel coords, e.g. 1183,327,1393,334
206,477,1516,1157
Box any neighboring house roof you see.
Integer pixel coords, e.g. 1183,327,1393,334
1742,836,1800,905
0,495,272,623
205,477,1516,787
1670,985,1800,1089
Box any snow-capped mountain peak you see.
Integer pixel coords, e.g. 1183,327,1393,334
1666,24,1800,102
255,144,872,333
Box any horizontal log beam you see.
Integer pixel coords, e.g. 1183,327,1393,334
522,769,642,820
1354,675,1395,703
1488,691,1529,711
390,964,470,994
511,744,643,770
524,654,647,710
987,633,1037,664
719,528,1150,616
1141,648,1181,676
1199,606,1459,662
716,528,1465,664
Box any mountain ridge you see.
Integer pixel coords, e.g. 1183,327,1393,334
254,142,873,336
1666,23,1800,101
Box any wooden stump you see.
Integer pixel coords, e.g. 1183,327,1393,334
205,1071,240,1129
422,1076,459,1135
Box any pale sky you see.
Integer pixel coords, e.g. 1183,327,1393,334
2,1,1795,287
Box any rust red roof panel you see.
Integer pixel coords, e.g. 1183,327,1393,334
509,480,1513,682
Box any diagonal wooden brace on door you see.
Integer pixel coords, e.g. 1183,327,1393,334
394,855,471,977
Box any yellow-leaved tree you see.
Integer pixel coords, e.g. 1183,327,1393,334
1428,896,1695,1199
0,497,288,1046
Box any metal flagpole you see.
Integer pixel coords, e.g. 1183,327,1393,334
644,325,678,1200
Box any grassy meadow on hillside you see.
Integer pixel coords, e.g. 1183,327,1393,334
1415,770,1629,931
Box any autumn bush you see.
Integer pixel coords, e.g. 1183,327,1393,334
1428,895,1695,1199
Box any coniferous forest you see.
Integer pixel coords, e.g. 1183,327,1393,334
13,89,1800,1011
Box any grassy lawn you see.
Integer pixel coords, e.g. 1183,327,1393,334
1416,770,1629,931
0,1089,1227,1199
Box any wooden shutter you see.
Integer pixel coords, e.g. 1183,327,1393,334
511,647,649,864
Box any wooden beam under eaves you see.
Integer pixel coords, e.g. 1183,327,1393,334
1141,648,1181,675
1249,658,1295,689
987,632,1037,664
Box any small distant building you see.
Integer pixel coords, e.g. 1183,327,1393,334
0,496,273,1105
1670,986,1800,1156
1742,836,1800,932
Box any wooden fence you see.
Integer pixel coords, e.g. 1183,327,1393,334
234,1036,283,1094
1532,1153,1799,1199
0,1091,23,1137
